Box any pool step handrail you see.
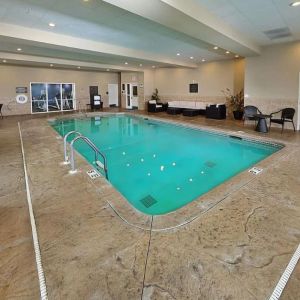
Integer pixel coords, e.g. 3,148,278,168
69,135,108,180
63,131,82,163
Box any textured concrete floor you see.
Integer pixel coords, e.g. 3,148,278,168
0,110,299,300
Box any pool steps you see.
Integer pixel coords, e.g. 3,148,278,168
63,131,108,180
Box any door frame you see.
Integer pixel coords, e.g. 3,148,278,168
297,73,300,130
108,83,119,107
125,83,138,109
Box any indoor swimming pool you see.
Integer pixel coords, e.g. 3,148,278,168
51,115,282,215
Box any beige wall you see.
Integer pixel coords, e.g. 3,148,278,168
120,72,145,110
145,60,240,105
144,69,155,99
234,59,245,94
0,65,119,116
245,41,300,128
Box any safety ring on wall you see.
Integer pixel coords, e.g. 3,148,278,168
16,94,28,104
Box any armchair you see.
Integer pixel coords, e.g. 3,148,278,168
147,100,165,113
244,105,261,126
269,108,295,133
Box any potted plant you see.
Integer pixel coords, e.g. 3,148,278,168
151,88,160,101
222,88,244,120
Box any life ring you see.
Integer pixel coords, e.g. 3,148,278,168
16,94,28,104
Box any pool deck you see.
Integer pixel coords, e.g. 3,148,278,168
0,109,299,300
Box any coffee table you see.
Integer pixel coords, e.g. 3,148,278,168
254,114,271,133
167,107,183,115
182,109,201,117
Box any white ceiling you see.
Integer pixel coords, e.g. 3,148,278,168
195,0,300,45
0,0,299,71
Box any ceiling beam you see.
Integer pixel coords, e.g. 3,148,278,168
103,0,261,56
0,22,198,68
0,52,142,72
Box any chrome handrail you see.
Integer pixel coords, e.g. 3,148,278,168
69,135,108,180
63,131,82,163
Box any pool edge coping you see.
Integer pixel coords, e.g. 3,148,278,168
45,111,297,231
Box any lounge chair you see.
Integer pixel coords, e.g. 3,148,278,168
269,108,295,133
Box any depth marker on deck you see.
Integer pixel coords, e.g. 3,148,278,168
18,122,48,300
269,243,300,300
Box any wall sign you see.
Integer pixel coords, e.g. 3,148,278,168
16,94,28,104
16,87,28,93
189,83,198,93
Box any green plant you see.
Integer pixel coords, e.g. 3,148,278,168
222,88,244,112
151,88,160,101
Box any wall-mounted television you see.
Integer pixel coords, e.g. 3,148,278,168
189,83,198,93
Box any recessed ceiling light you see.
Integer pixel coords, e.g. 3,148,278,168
125,62,128,65
290,1,300,6
226,51,230,54
201,59,206,62
235,55,239,58
190,56,194,59
17,48,22,51
176,53,181,56
3,59,7,63
48,22,56,27
50,64,54,67
213,46,218,50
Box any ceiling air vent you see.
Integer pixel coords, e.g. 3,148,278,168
263,27,292,40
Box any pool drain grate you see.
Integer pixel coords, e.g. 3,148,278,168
140,195,157,208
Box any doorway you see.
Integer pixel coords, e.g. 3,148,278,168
125,83,138,109
89,86,98,107
297,73,300,130
108,84,119,107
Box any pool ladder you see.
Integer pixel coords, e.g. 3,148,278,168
63,131,108,180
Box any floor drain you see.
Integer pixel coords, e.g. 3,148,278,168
140,195,157,208
87,169,100,179
205,161,216,168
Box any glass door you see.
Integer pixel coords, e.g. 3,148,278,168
126,83,132,109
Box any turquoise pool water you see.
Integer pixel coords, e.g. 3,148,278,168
51,115,281,215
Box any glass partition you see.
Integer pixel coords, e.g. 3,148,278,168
31,83,47,113
62,84,74,110
31,82,75,114
47,84,61,112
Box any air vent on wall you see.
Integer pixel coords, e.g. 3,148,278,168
263,27,292,40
